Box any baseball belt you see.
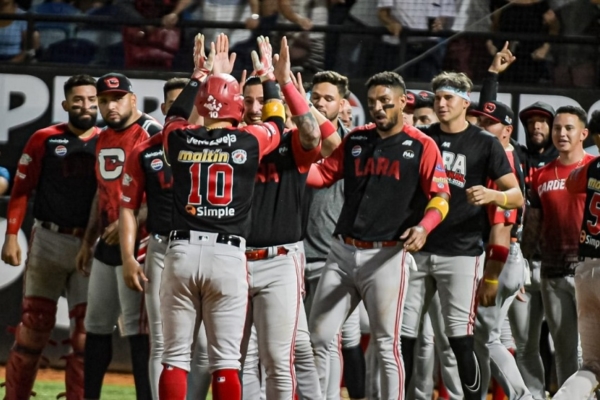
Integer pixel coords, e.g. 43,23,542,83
40,221,84,238
340,235,400,249
245,246,288,261
169,230,242,248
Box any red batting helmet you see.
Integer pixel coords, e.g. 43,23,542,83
195,74,244,122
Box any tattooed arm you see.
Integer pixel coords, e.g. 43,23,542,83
293,111,320,150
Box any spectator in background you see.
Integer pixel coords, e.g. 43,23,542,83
550,0,600,87
0,0,39,62
444,0,491,82
0,166,9,196
324,0,355,71
487,0,559,84
377,0,455,81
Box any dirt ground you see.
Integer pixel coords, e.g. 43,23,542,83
0,366,134,386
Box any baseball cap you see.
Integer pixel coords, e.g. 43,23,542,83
470,100,514,126
96,73,133,95
405,90,434,113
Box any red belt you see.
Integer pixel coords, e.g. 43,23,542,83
40,221,84,238
342,235,399,249
245,247,288,261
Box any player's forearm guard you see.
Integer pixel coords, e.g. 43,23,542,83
486,244,509,263
425,196,449,220
167,79,201,121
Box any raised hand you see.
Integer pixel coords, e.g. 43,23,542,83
212,33,237,75
251,36,274,81
192,34,215,80
488,41,516,74
289,71,307,100
273,36,291,85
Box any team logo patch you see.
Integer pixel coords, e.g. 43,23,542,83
419,91,430,98
484,102,496,113
104,77,120,88
122,173,133,186
203,95,223,119
504,210,511,218
19,153,32,165
406,92,415,104
351,145,362,157
403,150,414,159
55,145,67,156
437,183,445,189
435,164,445,172
151,158,163,171
279,146,289,155
232,149,247,164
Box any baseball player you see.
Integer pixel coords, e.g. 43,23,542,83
400,72,523,400
522,106,593,389
406,90,462,400
119,76,213,400
157,34,309,400
236,37,333,399
308,71,451,400
76,72,162,400
340,98,353,129
475,50,557,399
237,72,333,400
1,75,99,400
553,110,600,399
471,100,532,399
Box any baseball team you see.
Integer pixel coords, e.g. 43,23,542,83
1,31,600,400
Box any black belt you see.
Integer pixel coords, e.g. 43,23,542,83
169,230,242,248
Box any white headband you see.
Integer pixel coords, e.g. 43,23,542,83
435,86,470,101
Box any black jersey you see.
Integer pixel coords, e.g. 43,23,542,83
422,123,513,256
309,123,450,241
247,129,320,247
566,157,600,259
121,133,173,236
7,123,100,235
163,117,281,238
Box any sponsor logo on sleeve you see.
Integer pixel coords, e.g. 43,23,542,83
351,145,362,157
19,153,32,165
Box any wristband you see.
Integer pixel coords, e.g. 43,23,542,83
281,80,310,116
319,120,336,140
418,208,443,234
484,279,499,285
486,244,509,263
501,192,508,208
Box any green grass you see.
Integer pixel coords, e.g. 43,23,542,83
2,381,136,400
2,381,214,400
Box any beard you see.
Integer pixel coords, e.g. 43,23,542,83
375,114,398,132
527,131,551,153
69,110,97,131
104,110,132,130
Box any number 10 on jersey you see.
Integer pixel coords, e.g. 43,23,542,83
188,163,234,206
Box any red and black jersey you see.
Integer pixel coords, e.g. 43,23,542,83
163,117,282,238
530,154,594,274
7,123,100,235
308,123,450,241
121,133,173,236
567,157,600,259
247,129,321,247
421,123,513,256
95,114,162,266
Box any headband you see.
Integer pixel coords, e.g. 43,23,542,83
435,86,470,101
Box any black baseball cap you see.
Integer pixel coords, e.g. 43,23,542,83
405,90,434,113
470,100,514,126
96,73,133,95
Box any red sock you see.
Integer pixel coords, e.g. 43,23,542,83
360,334,370,353
437,372,450,400
212,369,242,400
158,365,187,400
492,378,506,400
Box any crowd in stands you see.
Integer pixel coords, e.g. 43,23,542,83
0,0,599,85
